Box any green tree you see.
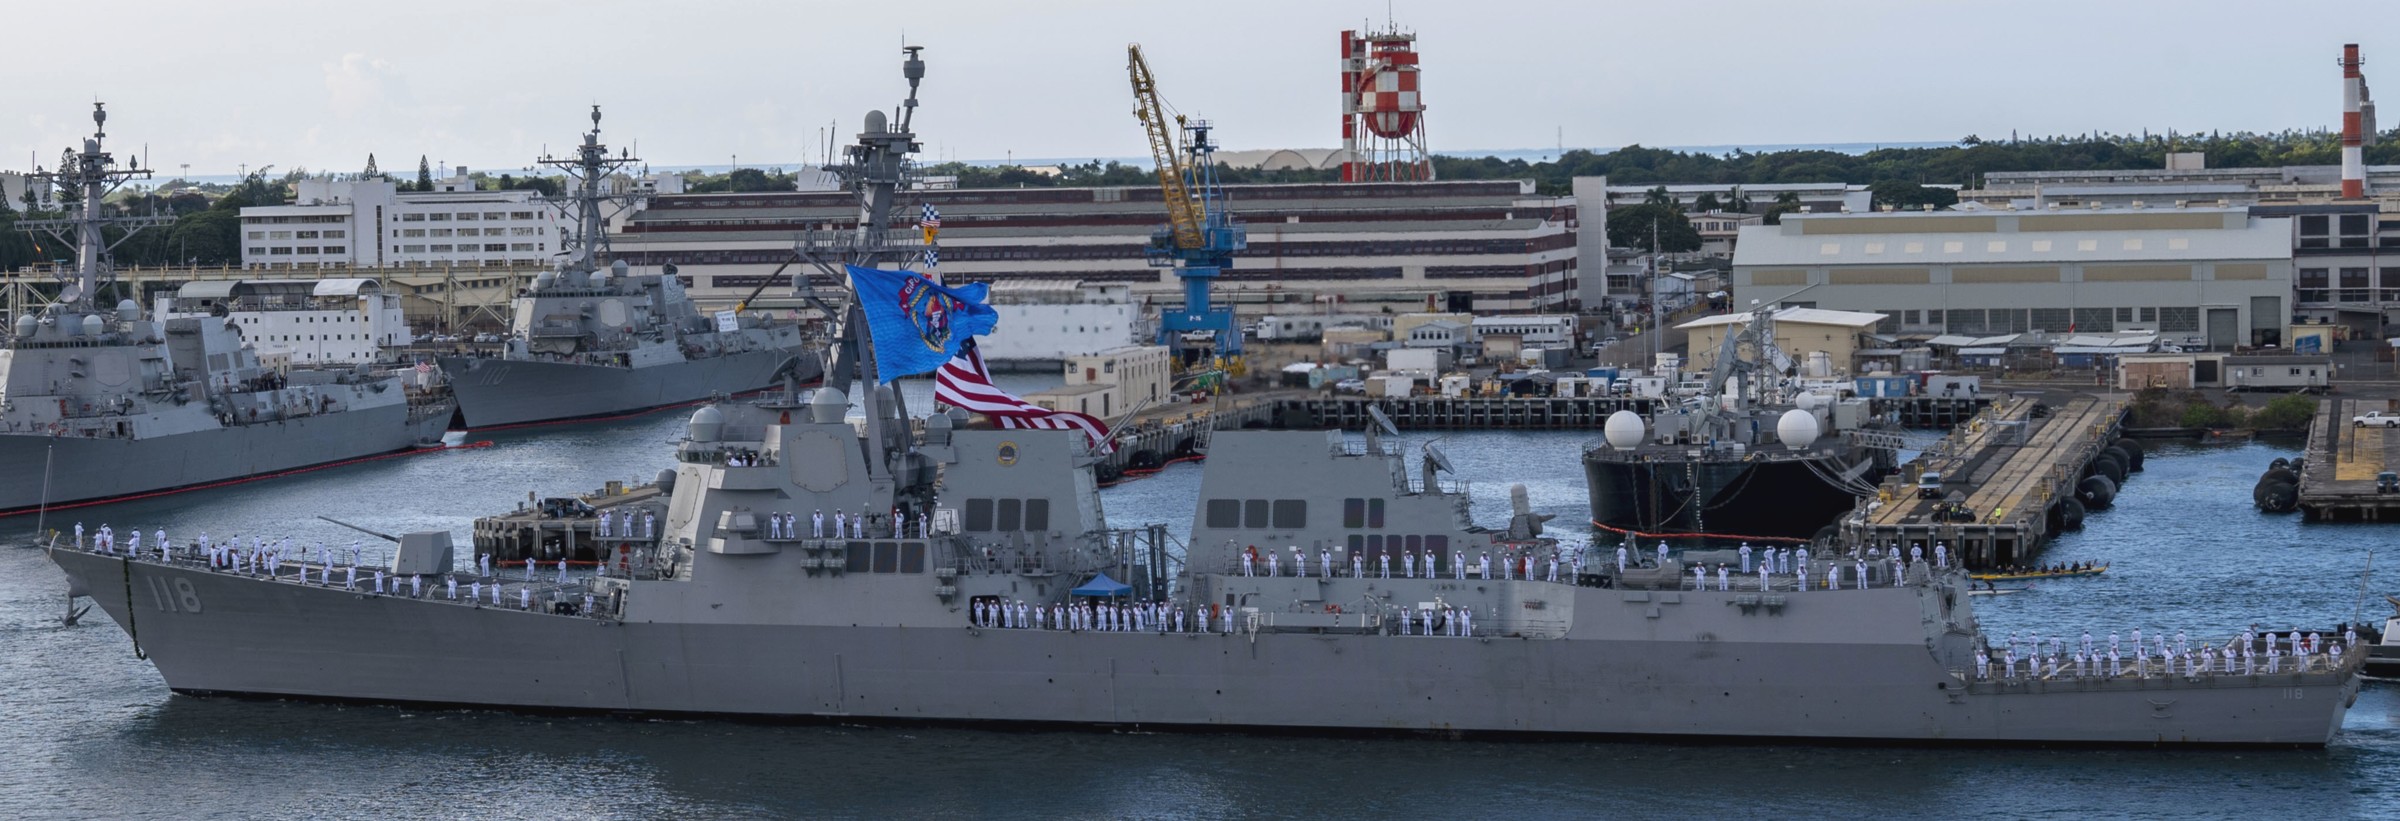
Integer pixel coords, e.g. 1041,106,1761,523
2251,395,2319,430
1763,202,1803,225
1868,180,1959,211
1605,204,1701,252
416,155,433,192
1693,192,1721,212
1642,185,1673,207
363,153,382,180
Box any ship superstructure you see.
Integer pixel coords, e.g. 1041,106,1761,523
438,107,816,429
0,105,450,514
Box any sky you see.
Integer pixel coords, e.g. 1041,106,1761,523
7,0,2395,178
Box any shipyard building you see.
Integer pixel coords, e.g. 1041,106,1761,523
607,179,1581,315
235,173,682,272
1730,207,2293,350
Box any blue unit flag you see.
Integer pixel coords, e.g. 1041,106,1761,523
846,264,998,380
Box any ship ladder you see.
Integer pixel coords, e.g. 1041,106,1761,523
117,555,147,660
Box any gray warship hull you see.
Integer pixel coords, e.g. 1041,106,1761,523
0,404,447,514
45,548,2358,746
439,349,814,429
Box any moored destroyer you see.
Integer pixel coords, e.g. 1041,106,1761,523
438,107,816,429
43,54,2361,746
1,104,451,514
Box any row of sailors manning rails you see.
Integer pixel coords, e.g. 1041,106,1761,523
1233,539,1950,589
598,507,926,541
74,525,607,614
972,596,1481,637
1977,626,2357,680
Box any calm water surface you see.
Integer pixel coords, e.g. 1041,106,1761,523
5,408,2398,819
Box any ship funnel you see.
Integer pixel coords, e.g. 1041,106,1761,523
1602,410,1646,450
1776,408,1821,449
810,387,848,423
116,299,140,322
688,405,725,442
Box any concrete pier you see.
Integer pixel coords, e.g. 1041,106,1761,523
2298,399,2400,521
1840,395,2130,567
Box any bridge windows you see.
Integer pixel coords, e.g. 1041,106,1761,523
964,498,1051,532
1341,498,1385,528
1206,498,1308,530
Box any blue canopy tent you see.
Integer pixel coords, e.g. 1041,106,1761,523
1071,573,1133,598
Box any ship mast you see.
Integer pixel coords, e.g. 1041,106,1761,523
796,46,931,496
21,103,166,314
534,106,642,280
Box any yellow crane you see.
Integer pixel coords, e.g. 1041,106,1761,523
1127,44,1201,250
1125,43,1249,371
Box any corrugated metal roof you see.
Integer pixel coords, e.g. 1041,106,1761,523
176,281,239,299
1677,306,1887,331
1732,209,2291,268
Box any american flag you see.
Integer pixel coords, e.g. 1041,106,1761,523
414,360,433,374
919,203,941,230
935,339,1114,454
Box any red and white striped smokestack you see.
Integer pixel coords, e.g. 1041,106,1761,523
2343,43,2366,199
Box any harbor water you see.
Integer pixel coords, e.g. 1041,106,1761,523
6,404,2400,818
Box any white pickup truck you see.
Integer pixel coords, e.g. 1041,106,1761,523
2355,411,2400,428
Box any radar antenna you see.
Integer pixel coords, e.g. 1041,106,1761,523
19,103,167,313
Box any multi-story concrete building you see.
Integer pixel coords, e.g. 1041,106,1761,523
239,176,566,272
608,179,1582,314
0,172,59,214
1730,206,2293,350
1960,158,2400,335
152,278,410,365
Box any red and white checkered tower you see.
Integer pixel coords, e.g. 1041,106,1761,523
2341,43,2376,199
1341,26,1434,182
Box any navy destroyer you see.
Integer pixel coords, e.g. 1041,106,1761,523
0,104,451,514
43,55,2361,745
438,107,817,429
1583,306,1895,540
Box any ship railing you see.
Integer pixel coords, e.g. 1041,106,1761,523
132,541,637,620
1960,639,2364,689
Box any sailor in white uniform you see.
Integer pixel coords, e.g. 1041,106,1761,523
1379,553,1391,579
1265,550,1279,578
1656,541,1669,568
599,510,613,538
1716,564,1731,591
1320,548,1332,579
73,523,84,550
1616,544,1628,574
1738,543,1752,573
813,510,825,538
446,576,458,600
1402,552,1415,579
1693,565,1708,590
833,511,847,540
